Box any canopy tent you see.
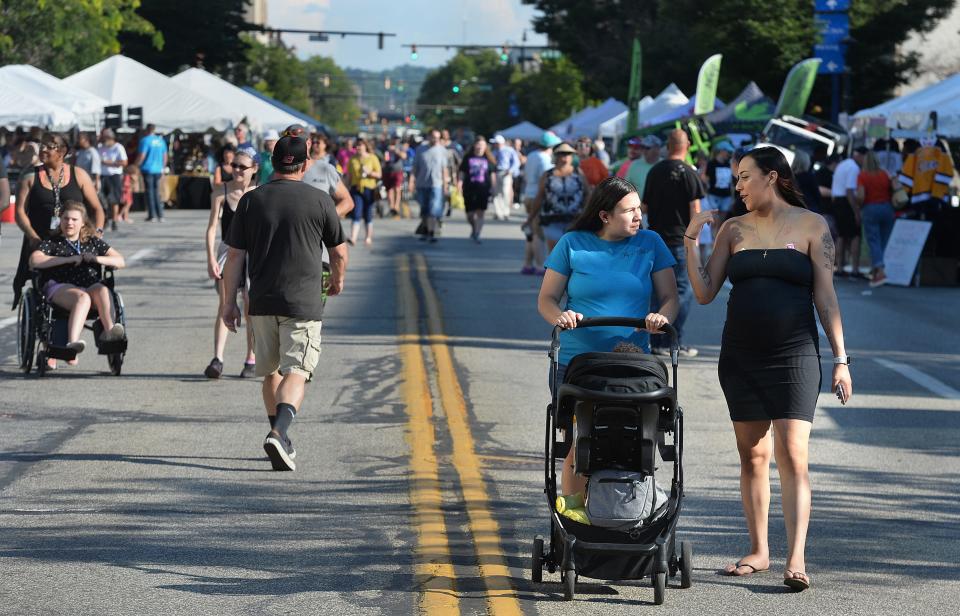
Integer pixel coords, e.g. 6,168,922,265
0,65,108,130
636,84,689,127
172,68,311,134
704,81,775,133
551,98,629,140
496,120,544,142
642,94,724,127
548,105,598,139
64,55,239,133
854,73,960,137
597,96,654,140
240,87,334,138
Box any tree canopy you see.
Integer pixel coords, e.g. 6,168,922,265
523,0,956,114
0,0,159,77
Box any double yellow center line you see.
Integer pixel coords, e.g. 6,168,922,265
396,254,523,616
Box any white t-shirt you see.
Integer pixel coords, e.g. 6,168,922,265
523,150,554,199
831,158,860,198
303,160,342,196
97,142,128,176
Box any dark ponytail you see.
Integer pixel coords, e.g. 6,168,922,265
743,147,807,209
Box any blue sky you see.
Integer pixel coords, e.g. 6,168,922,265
267,0,549,71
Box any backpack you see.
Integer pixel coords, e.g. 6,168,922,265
585,469,667,532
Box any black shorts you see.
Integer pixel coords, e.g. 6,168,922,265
832,197,860,239
102,174,124,205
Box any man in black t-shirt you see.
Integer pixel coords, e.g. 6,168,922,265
642,129,705,357
222,135,348,472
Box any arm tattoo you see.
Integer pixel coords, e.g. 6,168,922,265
727,221,745,248
821,231,835,270
698,266,712,287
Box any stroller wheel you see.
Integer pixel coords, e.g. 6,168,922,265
680,541,693,589
531,535,544,583
562,569,576,601
653,571,666,605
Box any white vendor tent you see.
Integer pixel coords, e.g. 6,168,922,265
598,96,655,139
549,104,598,139
171,68,311,133
0,65,107,130
636,84,689,127
553,98,629,140
854,73,960,137
64,55,239,133
496,120,545,142
642,94,724,126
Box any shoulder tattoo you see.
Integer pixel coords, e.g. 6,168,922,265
726,220,745,247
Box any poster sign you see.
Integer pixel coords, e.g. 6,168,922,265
884,219,932,286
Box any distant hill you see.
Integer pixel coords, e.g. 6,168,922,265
344,64,431,116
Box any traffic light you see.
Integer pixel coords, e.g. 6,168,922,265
452,85,460,94
384,77,391,90
410,45,418,60
500,47,509,64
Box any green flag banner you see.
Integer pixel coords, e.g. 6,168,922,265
693,54,722,116
773,58,822,118
627,38,643,133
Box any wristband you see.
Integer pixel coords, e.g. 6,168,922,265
684,234,698,241
833,355,852,365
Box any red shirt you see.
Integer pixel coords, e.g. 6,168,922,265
857,170,892,205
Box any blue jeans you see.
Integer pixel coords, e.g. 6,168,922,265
861,202,895,268
417,187,444,220
351,188,376,223
143,172,163,219
652,244,691,348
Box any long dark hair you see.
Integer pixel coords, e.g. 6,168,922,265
742,147,807,208
569,176,637,232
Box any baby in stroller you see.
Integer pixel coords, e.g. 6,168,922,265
29,200,126,360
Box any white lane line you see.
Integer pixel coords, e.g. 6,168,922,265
873,358,960,400
126,248,154,264
0,316,17,331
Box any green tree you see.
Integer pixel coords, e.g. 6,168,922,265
302,56,361,135
241,38,312,115
118,0,250,76
512,56,586,129
0,0,159,77
524,0,956,114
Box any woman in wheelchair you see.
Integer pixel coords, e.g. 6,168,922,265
28,200,126,359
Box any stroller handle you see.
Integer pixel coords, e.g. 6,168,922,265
552,317,678,348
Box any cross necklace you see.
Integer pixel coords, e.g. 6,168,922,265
755,209,790,258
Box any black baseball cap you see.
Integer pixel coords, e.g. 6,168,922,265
282,124,308,138
272,135,308,166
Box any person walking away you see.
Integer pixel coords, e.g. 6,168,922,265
458,136,497,242
538,176,679,496
830,147,866,278
642,129,704,357
383,138,406,217
135,124,167,222
346,138,382,246
491,134,520,221
683,146,852,592
576,138,609,189
512,138,526,210
98,129,128,230
791,151,821,215
856,150,896,287
409,129,449,243
204,147,259,379
521,132,560,272
212,143,236,189
74,133,101,203
527,142,590,255
258,130,279,185
221,135,348,472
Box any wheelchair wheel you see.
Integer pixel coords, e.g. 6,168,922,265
36,350,47,377
17,292,37,374
108,291,126,376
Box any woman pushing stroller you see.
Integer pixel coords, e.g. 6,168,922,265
537,176,680,497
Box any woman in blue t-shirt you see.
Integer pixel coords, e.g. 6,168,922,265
538,176,680,496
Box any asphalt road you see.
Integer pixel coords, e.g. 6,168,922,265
1,207,958,615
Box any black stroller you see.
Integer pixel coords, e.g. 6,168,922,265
531,317,692,604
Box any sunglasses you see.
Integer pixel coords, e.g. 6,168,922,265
230,163,253,171
40,143,62,151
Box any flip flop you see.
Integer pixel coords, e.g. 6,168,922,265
723,560,769,576
783,570,811,591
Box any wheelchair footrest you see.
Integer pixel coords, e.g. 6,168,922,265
96,339,128,355
46,346,79,361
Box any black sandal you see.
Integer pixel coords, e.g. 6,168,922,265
723,560,769,576
783,570,811,591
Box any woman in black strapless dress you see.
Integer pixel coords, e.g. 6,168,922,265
682,146,852,592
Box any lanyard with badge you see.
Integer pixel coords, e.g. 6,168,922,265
45,165,65,231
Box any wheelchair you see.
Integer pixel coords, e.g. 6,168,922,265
16,268,128,377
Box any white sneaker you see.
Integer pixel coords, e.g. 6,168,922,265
66,340,86,353
103,324,125,341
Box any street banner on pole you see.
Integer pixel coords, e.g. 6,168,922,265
627,38,643,133
693,54,722,116
773,58,822,118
